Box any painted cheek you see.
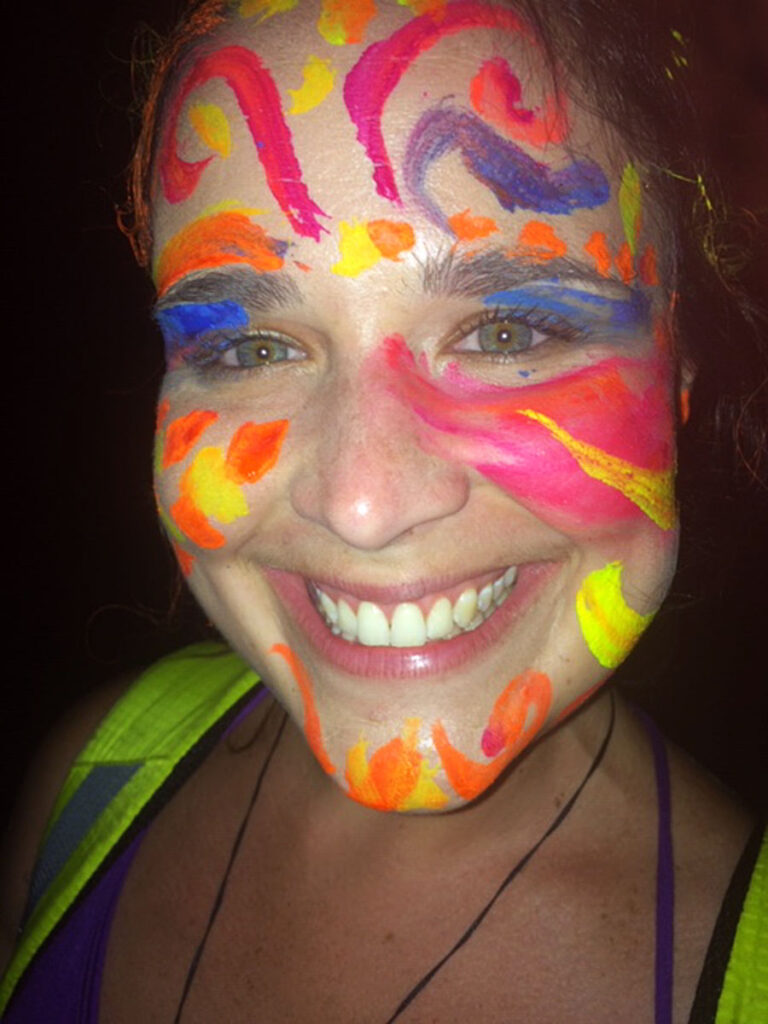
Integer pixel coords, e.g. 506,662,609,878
378,334,677,533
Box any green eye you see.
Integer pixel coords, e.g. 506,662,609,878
475,320,534,354
220,334,301,368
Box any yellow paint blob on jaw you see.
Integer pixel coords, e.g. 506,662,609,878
333,220,384,276
576,561,654,668
188,103,232,159
619,162,643,257
317,0,377,45
185,447,249,524
288,55,336,115
239,0,298,19
517,409,676,530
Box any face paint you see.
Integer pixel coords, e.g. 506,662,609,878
469,56,568,147
158,46,328,239
616,242,635,285
397,0,447,16
162,409,219,468
575,561,654,668
432,670,552,800
287,54,336,114
270,643,336,774
403,106,609,234
154,211,285,296
638,244,659,286
584,230,612,278
619,161,643,256
515,220,568,262
188,102,232,158
345,719,449,811
344,0,527,202
239,0,299,19
333,219,416,276
155,300,250,366
317,0,377,45
448,208,499,240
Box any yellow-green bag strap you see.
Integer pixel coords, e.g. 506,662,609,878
0,642,261,1015
715,825,768,1023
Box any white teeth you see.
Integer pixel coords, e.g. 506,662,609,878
426,597,454,640
311,565,519,648
357,601,390,646
391,603,427,647
453,588,478,628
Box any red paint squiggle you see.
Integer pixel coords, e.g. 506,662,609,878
344,0,525,202
158,45,328,240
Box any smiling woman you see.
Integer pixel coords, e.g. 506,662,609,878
2,1,767,1022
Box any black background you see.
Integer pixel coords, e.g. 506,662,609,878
4,0,768,827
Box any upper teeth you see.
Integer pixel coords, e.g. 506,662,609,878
311,566,518,648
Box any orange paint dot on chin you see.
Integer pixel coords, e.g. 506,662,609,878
366,219,415,259
448,208,499,241
516,220,567,262
584,231,612,278
163,410,219,469
225,419,289,484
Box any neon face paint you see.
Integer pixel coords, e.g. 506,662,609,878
317,0,377,45
432,670,551,800
516,220,568,262
403,106,609,234
345,719,448,811
448,208,498,240
158,46,328,240
270,643,336,774
162,409,219,469
188,102,232,158
156,300,249,366
239,0,299,19
154,211,285,296
584,230,612,278
333,218,416,276
287,55,336,114
344,0,527,202
619,161,642,256
576,561,654,668
469,56,568,147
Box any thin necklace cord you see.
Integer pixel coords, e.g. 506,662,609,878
384,691,616,1024
174,705,287,1023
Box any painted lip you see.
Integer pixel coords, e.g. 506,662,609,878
265,561,557,680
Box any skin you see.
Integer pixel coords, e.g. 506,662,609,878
152,1,682,813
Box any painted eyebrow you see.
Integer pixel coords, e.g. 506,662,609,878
153,267,303,317
421,248,634,299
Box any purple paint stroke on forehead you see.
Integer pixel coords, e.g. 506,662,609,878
344,0,526,203
404,106,610,232
158,45,328,240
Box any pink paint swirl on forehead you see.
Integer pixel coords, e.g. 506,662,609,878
374,334,676,531
344,0,526,202
158,45,328,240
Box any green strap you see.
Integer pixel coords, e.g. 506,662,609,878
0,642,260,1014
715,826,768,1023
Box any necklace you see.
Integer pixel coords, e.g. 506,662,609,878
174,691,615,1023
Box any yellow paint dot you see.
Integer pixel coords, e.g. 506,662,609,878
239,0,298,19
576,562,654,668
332,220,383,277
288,55,336,115
186,447,248,524
188,103,232,159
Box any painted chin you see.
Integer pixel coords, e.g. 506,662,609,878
264,562,557,681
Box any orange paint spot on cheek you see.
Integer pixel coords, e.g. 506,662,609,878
638,244,659,286
584,231,612,278
615,242,635,284
366,219,415,259
163,410,219,469
225,419,289,483
156,398,171,431
270,643,335,774
170,491,227,549
516,221,567,262
448,208,499,241
173,543,196,577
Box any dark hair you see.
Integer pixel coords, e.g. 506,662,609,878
121,0,767,499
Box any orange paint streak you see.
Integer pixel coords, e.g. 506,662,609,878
225,419,289,483
163,410,219,469
638,244,659,286
367,219,415,259
156,398,171,431
173,543,195,577
270,643,335,775
680,387,691,425
169,491,226,549
584,230,612,278
432,671,551,801
516,220,567,262
448,208,498,240
349,735,422,811
615,242,635,284
155,212,284,296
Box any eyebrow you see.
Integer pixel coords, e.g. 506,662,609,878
420,247,635,299
153,267,303,317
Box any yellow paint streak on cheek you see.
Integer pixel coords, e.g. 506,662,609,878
333,220,384,276
239,0,298,19
517,409,676,530
576,561,654,668
188,103,232,158
185,447,249,524
619,161,643,257
288,55,336,114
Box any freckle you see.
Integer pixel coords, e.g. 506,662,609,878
382,931,395,944
554,793,563,810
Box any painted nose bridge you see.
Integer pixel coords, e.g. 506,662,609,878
290,362,470,549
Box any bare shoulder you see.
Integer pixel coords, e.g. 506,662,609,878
0,674,136,974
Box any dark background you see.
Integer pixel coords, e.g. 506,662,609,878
5,0,768,827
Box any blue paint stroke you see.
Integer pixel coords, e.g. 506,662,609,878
403,106,610,232
155,300,249,358
483,284,650,337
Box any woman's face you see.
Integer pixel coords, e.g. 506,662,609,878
152,1,680,812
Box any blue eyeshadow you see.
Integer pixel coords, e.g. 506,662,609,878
155,300,249,352
482,283,650,334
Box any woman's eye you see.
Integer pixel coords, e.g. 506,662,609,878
217,334,303,369
456,317,545,356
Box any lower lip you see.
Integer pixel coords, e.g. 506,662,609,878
265,562,556,680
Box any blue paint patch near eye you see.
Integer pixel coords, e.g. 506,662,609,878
155,300,249,359
403,106,610,233
483,283,650,335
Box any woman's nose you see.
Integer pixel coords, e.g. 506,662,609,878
289,369,470,550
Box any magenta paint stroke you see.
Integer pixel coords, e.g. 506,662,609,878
372,334,675,533
343,0,526,203
403,105,609,233
158,45,328,240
